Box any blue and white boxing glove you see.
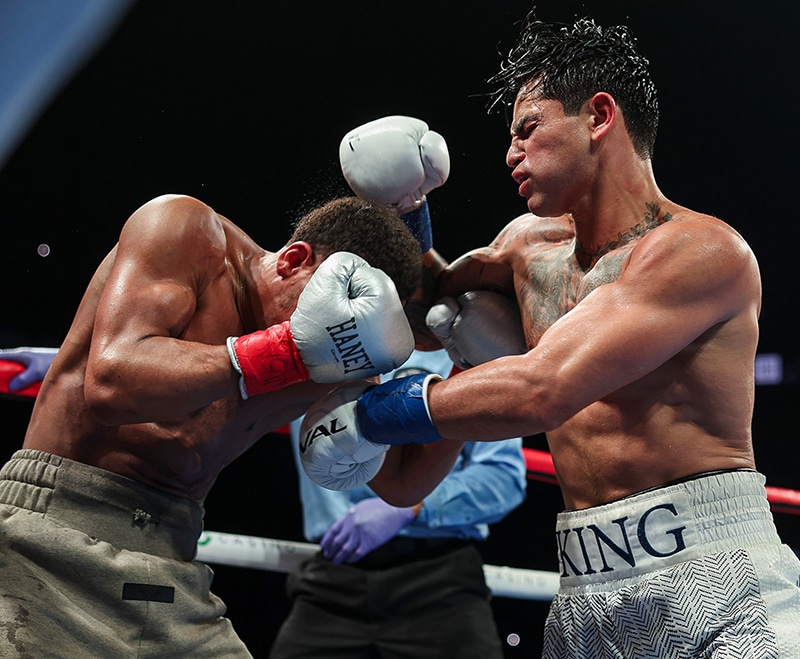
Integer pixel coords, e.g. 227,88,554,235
299,374,442,490
339,115,450,253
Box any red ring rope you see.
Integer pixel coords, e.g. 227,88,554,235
523,447,800,516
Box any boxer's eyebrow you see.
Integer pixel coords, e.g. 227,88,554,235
511,113,540,138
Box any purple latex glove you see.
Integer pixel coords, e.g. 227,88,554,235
320,497,416,565
0,347,58,391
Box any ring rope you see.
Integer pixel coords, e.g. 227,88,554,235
196,530,560,601
522,447,800,515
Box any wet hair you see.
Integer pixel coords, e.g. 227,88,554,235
488,12,659,159
290,196,422,301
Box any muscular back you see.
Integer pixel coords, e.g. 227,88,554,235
23,195,328,502
437,207,761,509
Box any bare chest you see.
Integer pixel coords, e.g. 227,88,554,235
517,243,634,344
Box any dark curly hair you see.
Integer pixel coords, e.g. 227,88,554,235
290,196,422,301
488,12,659,159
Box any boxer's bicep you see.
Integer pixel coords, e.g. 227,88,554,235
95,257,197,347
86,204,215,399
91,227,199,360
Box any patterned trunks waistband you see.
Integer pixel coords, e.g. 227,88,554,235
553,469,780,588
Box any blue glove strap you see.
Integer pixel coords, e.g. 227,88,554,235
357,373,443,445
399,199,433,253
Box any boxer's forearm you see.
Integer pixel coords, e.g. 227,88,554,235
369,440,465,508
406,247,450,350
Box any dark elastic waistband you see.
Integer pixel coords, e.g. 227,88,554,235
352,536,472,570
0,449,204,561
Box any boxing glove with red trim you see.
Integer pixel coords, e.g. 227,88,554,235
339,115,450,252
227,252,414,398
299,373,442,490
425,290,527,369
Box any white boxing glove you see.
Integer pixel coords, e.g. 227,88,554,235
227,252,414,398
425,290,527,369
299,380,388,491
339,115,450,215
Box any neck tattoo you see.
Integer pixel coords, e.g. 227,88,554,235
576,202,673,268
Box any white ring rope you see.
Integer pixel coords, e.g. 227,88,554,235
197,530,560,601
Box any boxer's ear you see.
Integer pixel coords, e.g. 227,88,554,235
277,242,314,277
587,92,617,144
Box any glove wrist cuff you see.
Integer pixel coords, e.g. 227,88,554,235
399,198,433,253
228,322,310,399
226,336,249,400
358,373,443,445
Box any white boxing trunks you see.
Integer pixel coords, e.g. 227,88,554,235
543,469,800,658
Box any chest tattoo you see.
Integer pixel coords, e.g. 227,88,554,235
518,203,673,341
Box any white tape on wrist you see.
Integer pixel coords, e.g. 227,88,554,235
420,373,442,421
226,336,249,400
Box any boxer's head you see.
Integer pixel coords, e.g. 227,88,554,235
290,197,422,302
488,14,659,160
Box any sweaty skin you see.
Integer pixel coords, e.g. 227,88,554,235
373,88,761,511
23,195,336,502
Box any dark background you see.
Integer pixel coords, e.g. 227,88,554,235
1,1,798,656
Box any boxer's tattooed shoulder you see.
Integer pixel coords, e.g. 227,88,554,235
516,203,673,339
490,221,518,248
493,214,573,251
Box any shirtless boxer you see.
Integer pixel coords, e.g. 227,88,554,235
301,14,800,657
0,193,424,657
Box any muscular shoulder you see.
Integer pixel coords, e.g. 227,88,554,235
110,194,239,296
635,212,756,272
625,212,760,315
121,194,226,249
439,213,574,296
492,212,575,251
